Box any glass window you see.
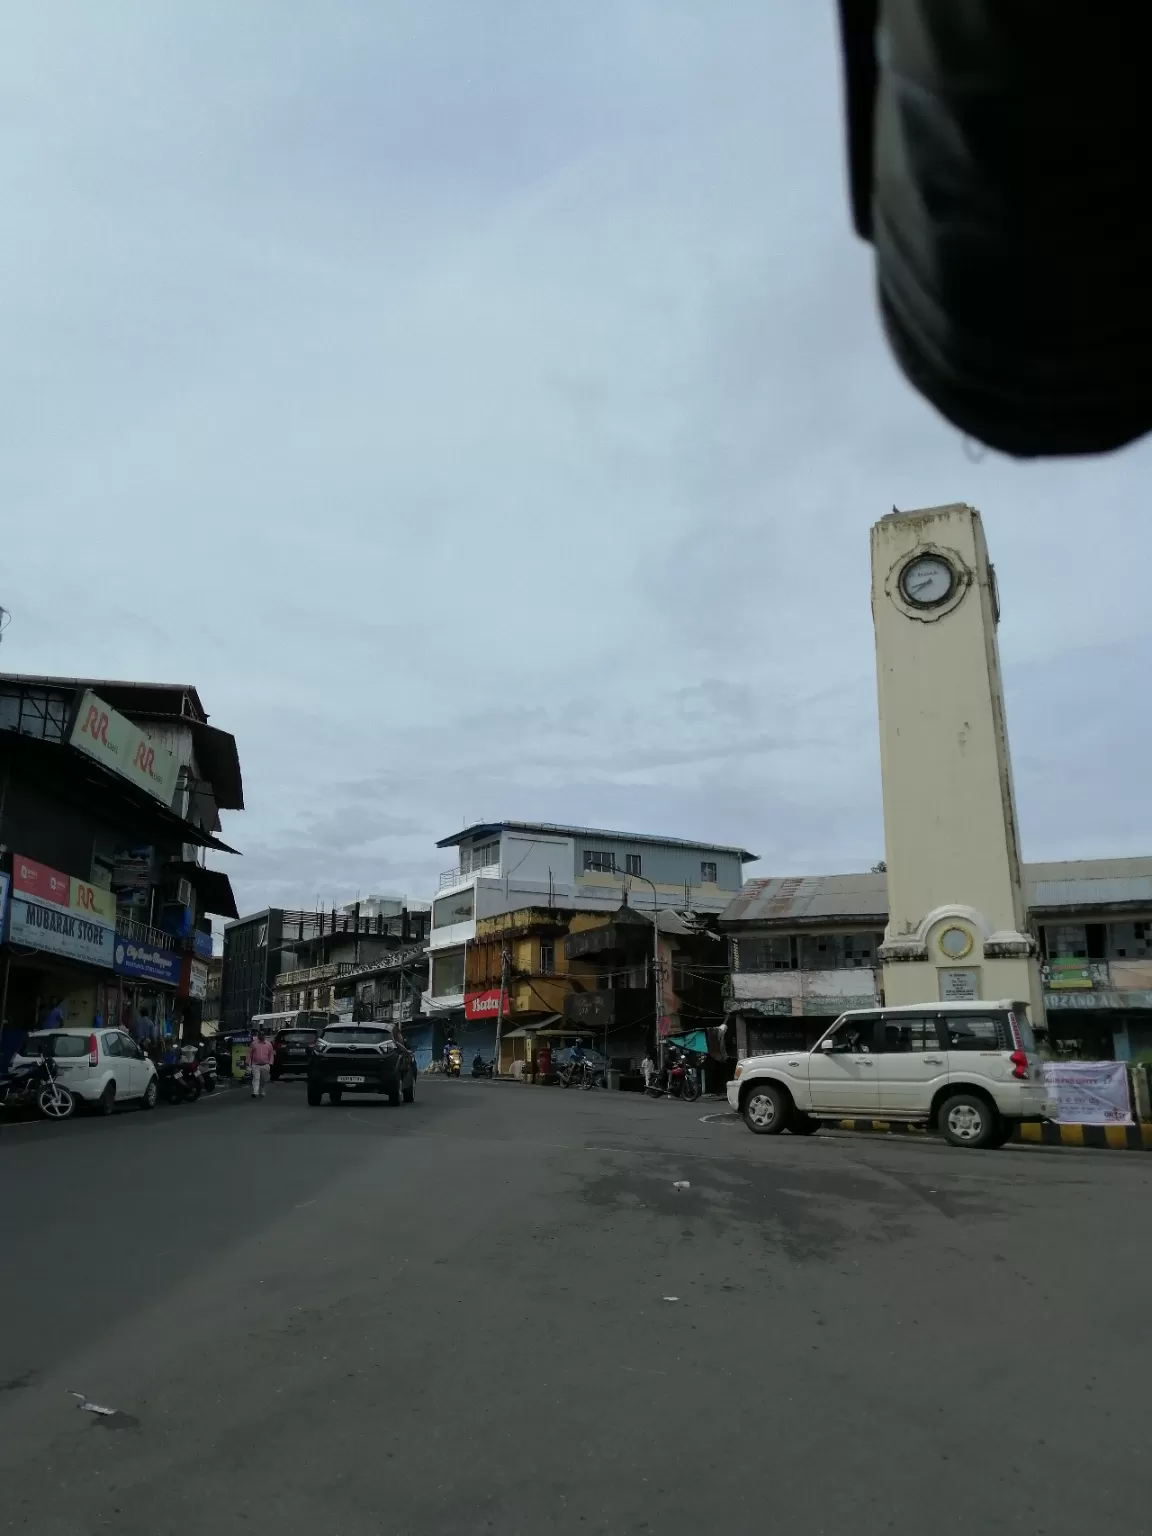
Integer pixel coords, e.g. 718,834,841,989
21,1032,89,1059
433,889,475,929
877,1015,943,1053
281,1029,318,1044
738,936,795,972
116,1033,143,1059
700,861,718,884
539,942,555,974
322,1027,391,1045
822,1016,878,1053
584,851,616,873
431,950,466,997
625,854,642,876
942,1015,1008,1051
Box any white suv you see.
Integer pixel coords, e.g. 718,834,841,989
13,1028,159,1115
728,1000,1047,1149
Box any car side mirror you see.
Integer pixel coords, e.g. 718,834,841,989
819,1037,836,1052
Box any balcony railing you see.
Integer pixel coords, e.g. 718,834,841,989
115,917,176,952
438,863,499,890
275,961,357,988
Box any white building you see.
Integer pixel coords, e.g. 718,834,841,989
423,820,756,1015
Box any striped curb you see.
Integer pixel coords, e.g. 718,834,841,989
834,1118,1152,1151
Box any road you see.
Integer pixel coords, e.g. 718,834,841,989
2,1076,1150,1535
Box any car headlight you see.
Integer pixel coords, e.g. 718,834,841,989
733,1063,743,1080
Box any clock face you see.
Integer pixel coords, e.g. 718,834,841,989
900,554,955,607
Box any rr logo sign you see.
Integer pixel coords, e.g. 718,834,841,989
133,741,156,777
81,703,110,746
75,883,98,912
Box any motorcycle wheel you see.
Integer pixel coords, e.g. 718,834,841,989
38,1082,76,1120
681,1077,700,1103
561,1070,574,1089
186,1078,202,1101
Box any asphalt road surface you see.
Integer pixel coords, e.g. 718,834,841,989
2,1077,1150,1535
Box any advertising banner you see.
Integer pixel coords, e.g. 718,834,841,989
12,855,71,907
193,929,214,959
10,896,115,968
112,847,153,890
113,937,181,987
180,957,208,999
464,988,507,1021
1042,1061,1132,1125
69,691,178,806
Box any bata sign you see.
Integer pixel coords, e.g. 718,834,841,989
464,989,507,1020
69,691,179,806
10,855,116,968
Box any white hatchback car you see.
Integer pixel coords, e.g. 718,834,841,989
13,1028,159,1115
728,999,1048,1149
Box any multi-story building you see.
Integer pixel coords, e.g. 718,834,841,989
423,820,753,1065
722,858,1152,1062
0,673,242,1057
220,898,429,1034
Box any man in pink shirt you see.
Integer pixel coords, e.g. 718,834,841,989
249,1030,275,1098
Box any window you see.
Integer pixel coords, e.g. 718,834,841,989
322,1027,391,1045
539,941,555,974
823,1016,877,1053
877,1015,943,1053
625,854,642,876
21,1033,88,1059
700,861,718,884
584,850,616,873
102,1033,122,1056
119,1036,145,1059
431,950,466,998
433,889,474,929
738,936,796,972
942,1015,1008,1051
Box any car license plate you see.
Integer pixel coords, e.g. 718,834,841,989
288,1048,304,1054
337,1075,365,1084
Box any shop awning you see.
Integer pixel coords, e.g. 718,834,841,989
169,862,239,919
502,1015,561,1039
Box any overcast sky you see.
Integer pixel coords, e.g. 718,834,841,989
4,2,1150,917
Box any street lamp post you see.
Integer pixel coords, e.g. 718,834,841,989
625,870,665,1066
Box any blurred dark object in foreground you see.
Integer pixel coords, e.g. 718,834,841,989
839,2,1149,458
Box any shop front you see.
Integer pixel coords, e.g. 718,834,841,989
112,928,182,1049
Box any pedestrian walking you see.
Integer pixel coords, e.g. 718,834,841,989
249,1030,274,1098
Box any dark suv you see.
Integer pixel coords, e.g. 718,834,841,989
271,1026,319,1079
306,1023,417,1107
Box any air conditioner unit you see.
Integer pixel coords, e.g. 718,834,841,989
176,878,193,908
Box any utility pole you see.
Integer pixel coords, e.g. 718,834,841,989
493,944,510,1075
627,872,665,1068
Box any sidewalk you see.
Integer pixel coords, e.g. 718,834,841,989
832,1116,1152,1151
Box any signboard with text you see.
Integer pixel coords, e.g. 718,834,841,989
464,988,507,1021
113,937,182,987
69,691,179,806
10,854,116,968
939,968,980,1001
1042,1062,1132,1125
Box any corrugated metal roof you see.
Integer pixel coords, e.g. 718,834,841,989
436,820,756,860
722,859,1152,926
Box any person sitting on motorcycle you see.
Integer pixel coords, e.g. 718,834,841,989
443,1038,456,1068
571,1037,586,1063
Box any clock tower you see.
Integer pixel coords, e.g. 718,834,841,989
870,503,1044,1020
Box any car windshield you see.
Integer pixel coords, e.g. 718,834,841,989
280,1030,317,1044
323,1027,390,1045
19,1033,88,1059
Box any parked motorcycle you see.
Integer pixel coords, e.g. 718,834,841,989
471,1054,495,1078
0,1051,76,1120
157,1059,202,1104
196,1053,217,1094
560,1058,604,1090
444,1045,462,1077
644,1051,700,1102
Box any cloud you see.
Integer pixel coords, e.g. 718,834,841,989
4,0,1150,916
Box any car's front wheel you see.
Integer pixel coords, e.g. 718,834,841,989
139,1078,159,1111
741,1081,788,1135
939,1092,998,1149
